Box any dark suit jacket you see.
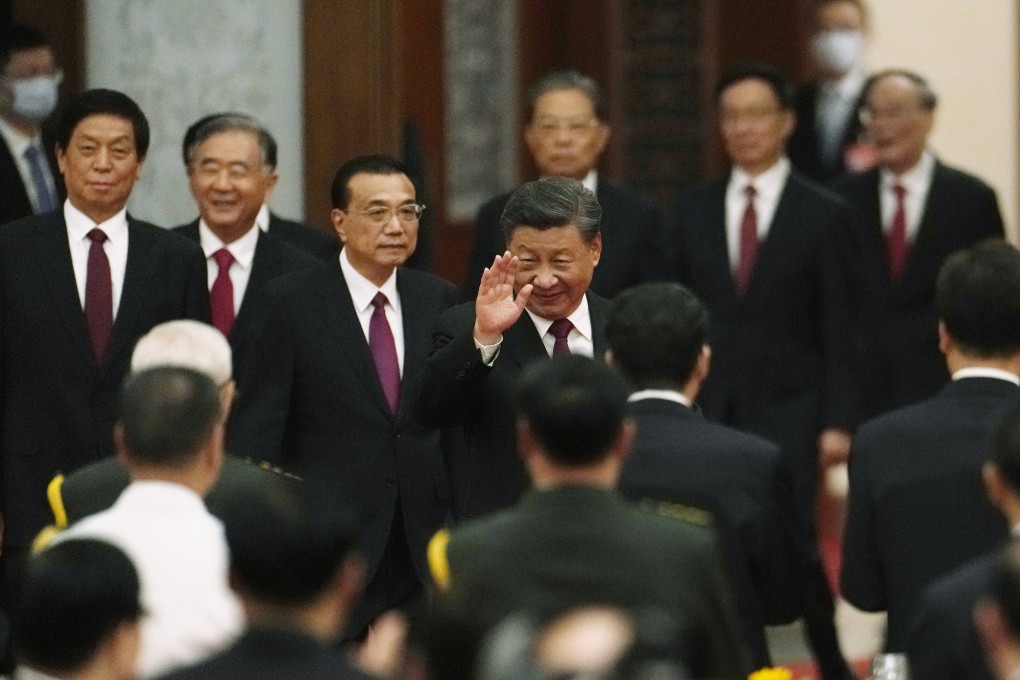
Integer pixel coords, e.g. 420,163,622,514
0,130,65,226
0,212,209,548
841,377,1018,651
906,546,1007,680
829,162,1005,418
667,170,857,520
788,82,865,183
435,485,751,680
155,627,370,680
464,179,667,299
420,294,610,519
227,261,457,621
267,213,338,261
171,220,319,382
619,398,807,668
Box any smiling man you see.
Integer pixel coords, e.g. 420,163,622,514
0,88,209,605
422,176,608,519
228,154,458,640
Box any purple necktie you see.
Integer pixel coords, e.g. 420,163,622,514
548,318,573,357
85,229,112,361
210,248,235,338
370,292,401,413
735,184,757,295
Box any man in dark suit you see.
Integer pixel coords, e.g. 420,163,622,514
156,479,370,680
172,113,319,378
605,282,807,669
228,155,457,638
788,0,871,183
428,356,751,680
421,177,608,519
830,70,1005,420
463,70,665,299
907,406,1020,680
180,113,337,262
667,64,857,680
842,240,1020,652
0,22,65,225
0,89,209,596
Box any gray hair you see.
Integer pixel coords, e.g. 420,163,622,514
864,69,938,111
182,112,278,169
499,177,602,245
527,70,606,121
131,320,233,387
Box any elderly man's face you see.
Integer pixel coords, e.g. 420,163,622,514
524,88,609,181
57,113,143,224
509,224,601,320
862,74,934,175
718,78,794,177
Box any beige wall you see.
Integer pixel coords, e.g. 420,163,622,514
866,0,1019,241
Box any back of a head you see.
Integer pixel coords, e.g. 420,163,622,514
499,176,602,245
56,88,150,158
131,320,233,386
118,366,221,468
15,538,141,675
221,481,358,607
514,355,630,467
937,239,1020,358
606,283,708,390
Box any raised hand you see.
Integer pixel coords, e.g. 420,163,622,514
473,251,533,345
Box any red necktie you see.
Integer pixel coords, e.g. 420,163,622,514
85,228,112,361
548,318,573,357
370,292,401,413
887,184,908,279
735,184,758,295
210,248,235,338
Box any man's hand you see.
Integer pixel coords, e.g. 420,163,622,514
818,427,852,467
352,610,409,678
473,251,532,345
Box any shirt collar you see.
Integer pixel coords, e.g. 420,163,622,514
824,69,867,101
256,203,270,232
581,169,598,195
525,294,592,342
339,246,399,313
198,219,259,270
880,150,935,194
952,367,1020,386
628,389,692,407
0,116,40,157
64,200,129,242
730,156,790,198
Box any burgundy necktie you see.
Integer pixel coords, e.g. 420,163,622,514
887,184,908,280
84,228,112,361
210,248,235,338
735,184,758,295
548,318,573,357
370,292,401,413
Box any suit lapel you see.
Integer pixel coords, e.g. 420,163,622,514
503,312,550,369
233,230,274,340
102,217,155,375
705,180,737,300
897,161,943,294
395,270,425,422
34,213,94,368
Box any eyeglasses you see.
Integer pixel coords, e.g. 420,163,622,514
351,204,426,226
858,105,924,125
719,107,783,126
531,117,600,137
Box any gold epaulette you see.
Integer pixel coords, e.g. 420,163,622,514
637,497,715,528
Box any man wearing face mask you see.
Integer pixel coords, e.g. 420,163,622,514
0,22,64,225
789,0,872,183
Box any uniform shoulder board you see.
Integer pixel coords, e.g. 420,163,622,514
637,497,715,528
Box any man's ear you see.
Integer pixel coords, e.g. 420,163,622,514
938,321,952,355
516,418,538,462
113,424,131,467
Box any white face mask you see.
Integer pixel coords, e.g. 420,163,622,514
812,30,863,75
10,74,60,122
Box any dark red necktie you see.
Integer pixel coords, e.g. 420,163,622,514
85,228,112,361
370,292,401,413
548,318,573,357
210,248,235,338
887,184,908,279
735,184,758,295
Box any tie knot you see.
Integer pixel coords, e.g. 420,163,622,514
371,291,389,311
23,145,39,162
86,228,107,244
213,248,234,269
549,318,573,340
744,184,757,199
893,184,907,199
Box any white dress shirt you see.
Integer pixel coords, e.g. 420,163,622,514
880,151,935,244
0,117,57,213
198,220,259,316
57,481,243,679
816,69,866,161
339,247,405,374
628,388,693,407
725,157,790,271
952,367,1020,386
64,201,129,318
255,203,271,232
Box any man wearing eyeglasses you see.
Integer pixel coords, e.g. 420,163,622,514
172,113,319,380
830,69,1004,420
463,70,666,299
229,154,458,639
0,22,65,225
